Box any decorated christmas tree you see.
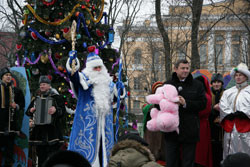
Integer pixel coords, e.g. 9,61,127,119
16,0,119,110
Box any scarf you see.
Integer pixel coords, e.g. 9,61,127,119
1,84,13,109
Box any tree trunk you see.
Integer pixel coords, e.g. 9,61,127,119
155,0,172,81
191,0,203,72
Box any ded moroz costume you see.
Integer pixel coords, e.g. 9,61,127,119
66,49,122,167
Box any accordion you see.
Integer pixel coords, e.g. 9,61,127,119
34,96,54,125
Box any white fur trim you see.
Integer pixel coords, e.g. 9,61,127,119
86,59,104,69
79,72,89,90
66,58,80,73
230,63,250,81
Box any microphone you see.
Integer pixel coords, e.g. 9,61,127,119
178,86,183,92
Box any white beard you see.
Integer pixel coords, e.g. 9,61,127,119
83,66,112,116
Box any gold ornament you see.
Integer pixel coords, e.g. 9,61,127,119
55,34,60,39
86,20,90,25
40,54,49,63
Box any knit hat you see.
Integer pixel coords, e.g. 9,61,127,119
0,67,11,79
85,52,104,69
230,63,250,81
211,73,224,84
151,81,163,94
118,133,149,146
39,75,51,84
222,152,250,167
42,150,91,167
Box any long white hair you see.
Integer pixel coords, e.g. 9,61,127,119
83,65,112,116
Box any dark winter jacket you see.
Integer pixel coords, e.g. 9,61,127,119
109,139,163,167
26,88,66,145
164,72,207,143
0,82,25,132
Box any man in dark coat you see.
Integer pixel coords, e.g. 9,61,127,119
164,59,207,167
0,67,25,166
26,75,66,167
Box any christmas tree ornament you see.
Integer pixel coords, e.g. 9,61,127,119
63,27,71,41
24,9,29,14
31,68,39,75
55,34,60,39
82,42,87,48
16,44,22,50
54,52,62,59
20,31,27,38
45,30,51,36
75,12,80,17
96,29,104,37
81,5,86,9
108,28,114,43
87,45,96,52
40,53,49,63
31,31,38,40
86,20,90,25
31,53,36,62
76,34,81,39
58,65,64,71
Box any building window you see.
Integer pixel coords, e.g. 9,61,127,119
133,48,141,64
133,100,140,109
134,77,140,90
232,44,240,66
153,51,161,70
215,35,224,42
177,50,186,60
215,44,224,64
232,34,241,42
200,33,207,41
199,44,207,63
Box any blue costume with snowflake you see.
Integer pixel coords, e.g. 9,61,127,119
66,50,116,167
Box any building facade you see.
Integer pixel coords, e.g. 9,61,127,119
120,0,250,119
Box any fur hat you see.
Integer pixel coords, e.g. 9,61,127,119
42,150,91,167
222,152,250,167
0,67,11,79
86,52,104,69
39,75,51,84
119,133,149,146
211,73,224,84
151,81,163,94
230,63,250,81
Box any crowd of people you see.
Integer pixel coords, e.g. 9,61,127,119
0,55,250,167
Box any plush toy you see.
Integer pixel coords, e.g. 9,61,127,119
146,84,179,133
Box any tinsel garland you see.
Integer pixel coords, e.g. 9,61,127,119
28,27,68,44
25,0,104,26
25,4,80,26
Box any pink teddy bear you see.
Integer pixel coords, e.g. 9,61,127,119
146,84,179,133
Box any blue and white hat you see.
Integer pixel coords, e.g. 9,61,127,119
86,52,104,69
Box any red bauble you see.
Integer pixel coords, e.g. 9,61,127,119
47,75,52,81
63,27,70,33
81,5,86,9
96,29,104,37
54,52,62,59
127,91,130,96
87,45,96,52
31,31,38,40
16,44,22,50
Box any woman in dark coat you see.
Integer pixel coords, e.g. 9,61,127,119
194,75,213,167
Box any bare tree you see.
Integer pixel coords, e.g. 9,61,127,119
0,0,23,66
155,0,172,80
